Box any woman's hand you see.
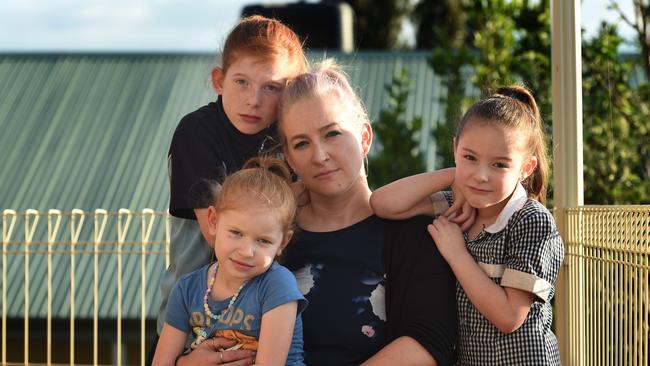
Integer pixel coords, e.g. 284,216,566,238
176,338,255,366
444,184,476,232
427,216,467,263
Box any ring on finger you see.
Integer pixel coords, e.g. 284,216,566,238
219,350,224,363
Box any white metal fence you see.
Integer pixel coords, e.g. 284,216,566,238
1,209,169,365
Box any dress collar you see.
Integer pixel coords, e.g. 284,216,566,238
484,183,528,233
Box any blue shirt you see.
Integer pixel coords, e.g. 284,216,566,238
166,261,307,365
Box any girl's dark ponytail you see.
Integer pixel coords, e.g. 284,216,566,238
497,85,548,204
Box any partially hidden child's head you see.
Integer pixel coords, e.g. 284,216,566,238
207,156,296,279
454,85,549,205
211,15,308,135
277,60,373,194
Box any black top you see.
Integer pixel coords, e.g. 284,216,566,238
283,215,458,366
168,97,278,219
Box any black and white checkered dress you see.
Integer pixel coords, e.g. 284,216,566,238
432,184,564,365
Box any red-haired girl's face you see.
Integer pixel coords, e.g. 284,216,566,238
212,55,291,135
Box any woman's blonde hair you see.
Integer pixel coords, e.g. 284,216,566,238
277,59,369,144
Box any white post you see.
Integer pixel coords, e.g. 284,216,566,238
551,0,584,364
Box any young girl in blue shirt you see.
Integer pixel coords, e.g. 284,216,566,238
154,157,307,366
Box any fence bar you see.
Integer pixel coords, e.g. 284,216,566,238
141,209,155,366
47,209,62,365
23,210,39,365
69,209,84,365
116,209,132,366
93,209,108,366
565,206,650,366
2,210,17,365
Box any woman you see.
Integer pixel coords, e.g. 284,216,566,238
277,60,458,366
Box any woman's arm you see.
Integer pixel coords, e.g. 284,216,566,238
370,169,455,220
361,336,436,366
378,216,459,366
175,337,256,366
152,324,190,366
254,301,298,366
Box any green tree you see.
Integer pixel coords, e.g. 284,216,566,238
364,0,648,203
341,0,410,49
610,0,650,80
428,0,551,171
368,68,425,189
424,0,649,204
411,0,465,49
582,23,650,203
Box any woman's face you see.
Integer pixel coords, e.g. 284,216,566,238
281,93,372,198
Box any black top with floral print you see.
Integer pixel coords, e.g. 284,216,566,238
283,215,458,366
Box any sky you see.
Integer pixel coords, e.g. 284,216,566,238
0,0,637,52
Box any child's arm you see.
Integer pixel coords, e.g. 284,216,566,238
253,301,298,366
370,168,455,219
428,217,534,333
152,324,190,366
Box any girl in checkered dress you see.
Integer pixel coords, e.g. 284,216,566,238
370,85,564,365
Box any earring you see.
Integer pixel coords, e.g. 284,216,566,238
363,155,369,177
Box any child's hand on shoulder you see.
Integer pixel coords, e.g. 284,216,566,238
427,216,466,262
445,184,476,231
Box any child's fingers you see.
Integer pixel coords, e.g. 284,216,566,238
459,208,476,232
449,205,470,223
428,216,447,237
444,200,463,217
207,337,237,351
427,224,438,241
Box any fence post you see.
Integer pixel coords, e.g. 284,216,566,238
69,209,84,365
23,209,39,365
116,209,132,366
551,0,584,363
2,210,17,365
47,209,62,365
141,209,155,365
93,209,108,366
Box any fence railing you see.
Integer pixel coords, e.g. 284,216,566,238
563,205,649,366
1,206,649,365
1,209,170,365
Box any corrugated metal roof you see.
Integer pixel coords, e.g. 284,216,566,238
1,52,441,319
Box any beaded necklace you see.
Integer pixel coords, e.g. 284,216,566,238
203,261,247,321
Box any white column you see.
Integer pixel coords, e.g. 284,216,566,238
551,0,584,364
